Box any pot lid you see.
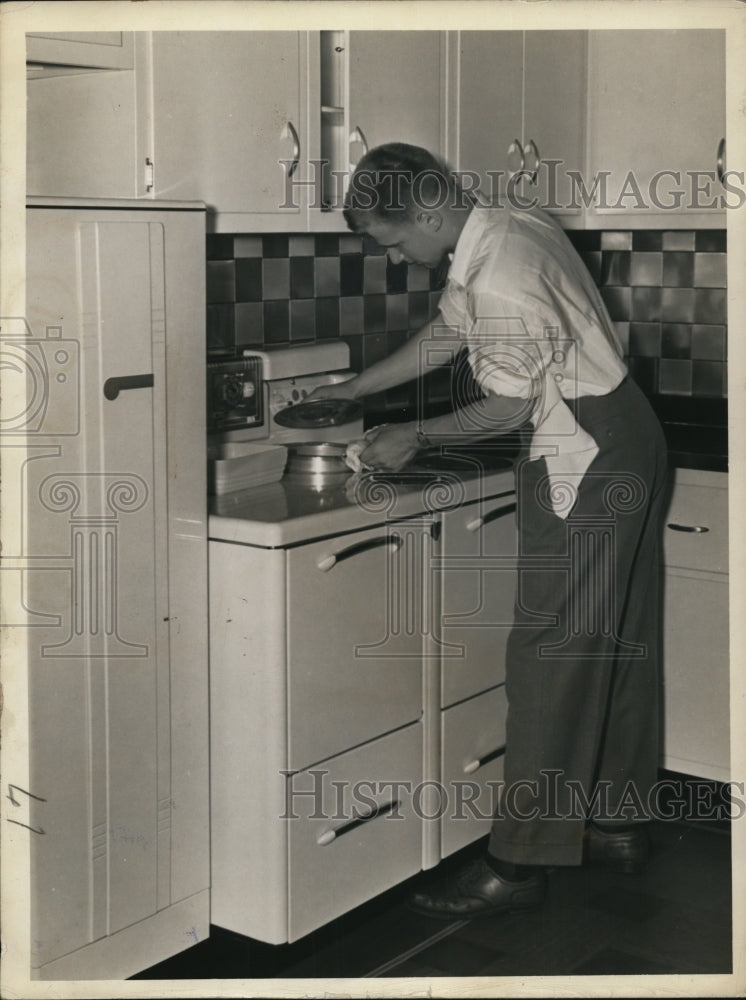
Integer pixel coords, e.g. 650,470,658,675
273,397,362,429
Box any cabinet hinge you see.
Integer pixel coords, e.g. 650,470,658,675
144,157,154,194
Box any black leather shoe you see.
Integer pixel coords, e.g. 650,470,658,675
408,857,546,920
584,823,650,874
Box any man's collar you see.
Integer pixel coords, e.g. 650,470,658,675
445,203,488,287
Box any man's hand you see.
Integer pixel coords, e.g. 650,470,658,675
359,423,420,472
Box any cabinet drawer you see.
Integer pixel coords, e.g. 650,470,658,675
441,686,508,858
286,522,428,769
288,722,422,942
664,481,728,574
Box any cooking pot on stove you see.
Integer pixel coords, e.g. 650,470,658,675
285,441,351,482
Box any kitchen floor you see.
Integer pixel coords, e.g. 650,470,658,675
134,780,732,983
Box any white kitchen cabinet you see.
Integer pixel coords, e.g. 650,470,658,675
20,202,209,979
148,31,309,232
208,518,431,943
660,469,730,781
440,685,508,858
435,488,518,707
27,31,134,71
26,34,150,199
586,30,727,227
447,31,586,220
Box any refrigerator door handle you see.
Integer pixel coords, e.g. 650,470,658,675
103,374,155,401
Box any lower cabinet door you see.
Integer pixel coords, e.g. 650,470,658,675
288,722,422,942
437,496,518,707
440,686,508,859
286,522,429,769
661,570,730,781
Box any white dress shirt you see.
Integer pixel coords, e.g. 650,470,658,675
437,203,628,517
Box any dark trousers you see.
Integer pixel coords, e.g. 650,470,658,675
487,377,669,866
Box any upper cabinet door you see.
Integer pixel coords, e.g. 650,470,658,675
523,31,586,218
150,31,308,231
347,31,444,163
450,31,586,222
586,29,726,226
27,31,134,71
453,31,523,205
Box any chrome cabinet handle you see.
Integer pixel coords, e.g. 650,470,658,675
316,533,403,572
103,374,154,400
716,137,726,185
506,137,525,175
282,120,300,179
463,744,506,775
465,499,517,533
316,799,400,845
667,523,710,534
523,138,541,185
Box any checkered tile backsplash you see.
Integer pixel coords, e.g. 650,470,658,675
206,229,727,401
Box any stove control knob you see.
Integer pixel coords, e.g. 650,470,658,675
243,382,256,398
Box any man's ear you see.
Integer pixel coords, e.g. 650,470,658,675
416,210,443,233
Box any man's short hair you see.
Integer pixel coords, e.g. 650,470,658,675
343,143,457,232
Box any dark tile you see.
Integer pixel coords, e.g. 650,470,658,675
661,323,692,359
340,296,364,335
340,255,364,296
403,935,502,975
629,252,663,286
601,286,631,321
632,231,663,251
235,302,264,346
386,258,408,294
694,253,727,288
691,324,726,361
692,360,726,397
695,230,726,252
571,946,674,976
290,257,316,298
662,231,695,251
262,258,290,300
363,332,388,367
343,335,363,374
662,252,694,287
659,358,693,395
694,287,727,325
629,322,661,357
613,321,630,355
315,297,340,340
430,258,450,290
627,356,658,395
579,251,602,284
263,300,289,343
290,299,316,341
364,294,387,334
235,258,263,302
315,257,340,296
409,291,431,329
206,234,234,260
262,235,289,258
660,287,695,323
567,230,601,251
600,251,630,286
314,235,340,256
206,303,235,352
206,260,235,303
590,886,666,923
362,232,387,256
631,286,661,322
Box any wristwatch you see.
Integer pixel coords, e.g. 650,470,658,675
415,426,431,450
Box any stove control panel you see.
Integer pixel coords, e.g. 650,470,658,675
207,357,263,432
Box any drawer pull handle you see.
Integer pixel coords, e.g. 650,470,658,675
667,523,710,534
463,744,506,774
316,533,402,572
465,501,517,533
103,373,154,400
316,799,401,845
